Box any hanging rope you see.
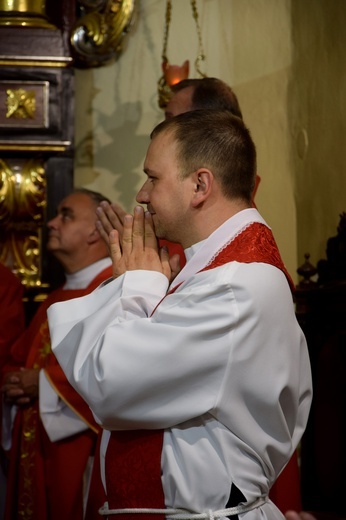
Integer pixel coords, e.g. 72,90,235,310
157,0,207,108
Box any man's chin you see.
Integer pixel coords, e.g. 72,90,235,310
46,240,58,252
151,221,172,242
155,231,167,241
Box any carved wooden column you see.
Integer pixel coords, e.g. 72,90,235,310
0,0,136,319
0,0,76,308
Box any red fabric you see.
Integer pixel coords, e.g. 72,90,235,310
3,265,112,520
106,430,166,520
85,431,107,520
158,239,186,268
0,263,25,496
104,222,300,513
269,452,302,513
0,263,25,371
203,222,294,292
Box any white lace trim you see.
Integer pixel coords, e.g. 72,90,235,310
205,222,255,268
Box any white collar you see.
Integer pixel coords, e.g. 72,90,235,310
63,258,112,290
171,208,268,290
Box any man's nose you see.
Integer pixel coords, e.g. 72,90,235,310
47,215,59,228
136,183,149,204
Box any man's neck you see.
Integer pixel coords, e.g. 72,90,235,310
63,258,111,290
183,200,252,249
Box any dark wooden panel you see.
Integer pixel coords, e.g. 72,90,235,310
0,27,66,57
0,66,74,145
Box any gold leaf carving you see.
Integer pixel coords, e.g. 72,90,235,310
0,159,46,287
72,0,136,67
6,89,36,119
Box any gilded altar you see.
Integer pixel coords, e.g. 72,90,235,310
0,0,135,306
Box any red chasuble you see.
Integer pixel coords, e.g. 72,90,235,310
4,266,112,520
105,223,301,517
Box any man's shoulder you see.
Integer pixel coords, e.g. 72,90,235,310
87,264,113,290
0,262,23,291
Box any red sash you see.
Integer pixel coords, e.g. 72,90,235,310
105,223,293,516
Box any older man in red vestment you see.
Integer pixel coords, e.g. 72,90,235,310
1,189,111,520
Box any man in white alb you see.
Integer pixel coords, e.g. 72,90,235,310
48,110,312,520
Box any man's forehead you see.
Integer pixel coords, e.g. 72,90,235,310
58,194,75,209
58,201,73,212
57,193,87,211
148,129,176,154
144,130,177,171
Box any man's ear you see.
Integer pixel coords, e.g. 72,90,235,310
87,227,101,245
191,169,213,207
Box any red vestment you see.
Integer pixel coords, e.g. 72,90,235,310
4,266,111,520
158,240,186,268
105,223,301,517
0,263,25,512
0,263,25,371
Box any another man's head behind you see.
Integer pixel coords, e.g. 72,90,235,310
165,77,243,120
137,110,256,248
47,188,111,274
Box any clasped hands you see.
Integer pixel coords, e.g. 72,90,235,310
2,368,39,406
96,202,181,282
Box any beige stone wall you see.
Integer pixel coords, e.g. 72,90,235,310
74,0,346,282
290,0,346,272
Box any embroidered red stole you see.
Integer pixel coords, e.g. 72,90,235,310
105,223,293,517
202,222,294,291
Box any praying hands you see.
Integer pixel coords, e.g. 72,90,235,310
96,201,180,281
97,203,171,280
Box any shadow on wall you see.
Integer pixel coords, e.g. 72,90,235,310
75,101,150,209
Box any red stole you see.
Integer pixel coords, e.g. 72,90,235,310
105,223,294,517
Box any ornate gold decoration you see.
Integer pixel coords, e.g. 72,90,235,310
0,0,56,28
6,88,36,119
0,158,46,287
0,81,49,129
158,0,207,109
71,0,136,67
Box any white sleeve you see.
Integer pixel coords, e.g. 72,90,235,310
39,370,89,442
48,263,311,444
48,270,169,347
48,268,231,430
